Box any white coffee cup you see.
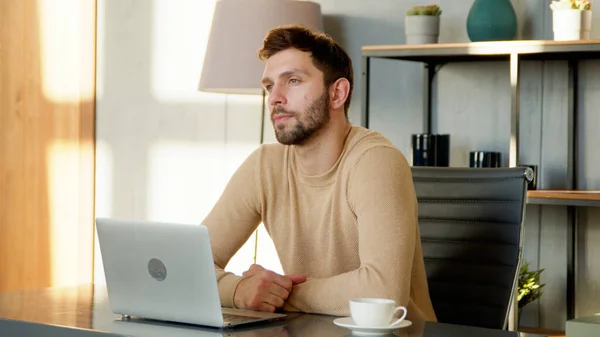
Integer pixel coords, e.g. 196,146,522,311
349,298,408,327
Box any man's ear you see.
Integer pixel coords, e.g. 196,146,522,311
329,78,350,111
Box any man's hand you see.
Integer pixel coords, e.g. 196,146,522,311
233,264,307,312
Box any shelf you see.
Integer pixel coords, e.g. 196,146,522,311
362,39,600,63
527,190,600,207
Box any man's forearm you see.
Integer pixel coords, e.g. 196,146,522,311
202,148,263,308
283,265,412,316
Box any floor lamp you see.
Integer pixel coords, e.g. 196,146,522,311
198,0,323,264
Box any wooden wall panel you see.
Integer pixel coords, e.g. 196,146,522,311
0,0,96,292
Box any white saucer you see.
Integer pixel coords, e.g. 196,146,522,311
333,317,412,336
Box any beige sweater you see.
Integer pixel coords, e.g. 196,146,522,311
202,125,437,322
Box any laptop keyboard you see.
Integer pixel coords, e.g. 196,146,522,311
222,313,259,324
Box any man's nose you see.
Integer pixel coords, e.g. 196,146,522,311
268,86,287,107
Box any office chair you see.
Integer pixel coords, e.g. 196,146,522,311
411,167,533,330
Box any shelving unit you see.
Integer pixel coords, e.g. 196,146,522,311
528,190,600,207
360,39,600,323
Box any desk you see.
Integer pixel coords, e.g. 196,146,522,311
0,284,548,337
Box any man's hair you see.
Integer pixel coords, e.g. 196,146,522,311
258,25,354,118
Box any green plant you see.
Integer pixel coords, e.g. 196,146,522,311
406,5,442,16
550,0,592,11
518,260,546,309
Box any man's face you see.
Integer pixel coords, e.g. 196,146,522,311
261,49,330,145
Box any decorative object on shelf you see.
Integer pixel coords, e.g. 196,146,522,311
518,259,545,319
466,0,517,42
405,5,442,44
411,134,450,167
550,0,592,41
469,151,501,168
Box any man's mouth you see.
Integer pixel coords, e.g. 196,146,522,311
273,115,293,124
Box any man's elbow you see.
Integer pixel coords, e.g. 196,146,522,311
360,267,410,306
387,286,411,307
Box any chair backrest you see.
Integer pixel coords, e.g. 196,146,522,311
411,167,532,330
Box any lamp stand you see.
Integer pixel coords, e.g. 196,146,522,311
260,89,266,144
253,89,267,265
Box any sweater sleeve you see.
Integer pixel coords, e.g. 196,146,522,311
284,146,418,316
201,147,263,308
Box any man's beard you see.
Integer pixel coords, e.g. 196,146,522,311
272,91,330,146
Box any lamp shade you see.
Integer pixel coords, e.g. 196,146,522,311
199,0,323,95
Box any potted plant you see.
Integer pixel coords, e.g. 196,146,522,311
550,0,593,41
405,5,442,45
517,260,546,320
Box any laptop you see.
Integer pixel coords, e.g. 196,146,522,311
95,217,286,328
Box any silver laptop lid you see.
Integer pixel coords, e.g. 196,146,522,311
95,218,224,327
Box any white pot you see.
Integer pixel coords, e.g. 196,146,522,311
552,9,592,41
405,16,440,44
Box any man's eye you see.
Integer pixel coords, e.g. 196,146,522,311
265,85,273,91
289,79,299,84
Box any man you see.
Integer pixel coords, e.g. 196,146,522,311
202,25,437,322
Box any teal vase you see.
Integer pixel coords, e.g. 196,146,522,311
466,0,517,42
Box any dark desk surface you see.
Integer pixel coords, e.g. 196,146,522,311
0,284,547,337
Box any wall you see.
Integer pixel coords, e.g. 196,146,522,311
95,0,600,331
0,0,96,292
